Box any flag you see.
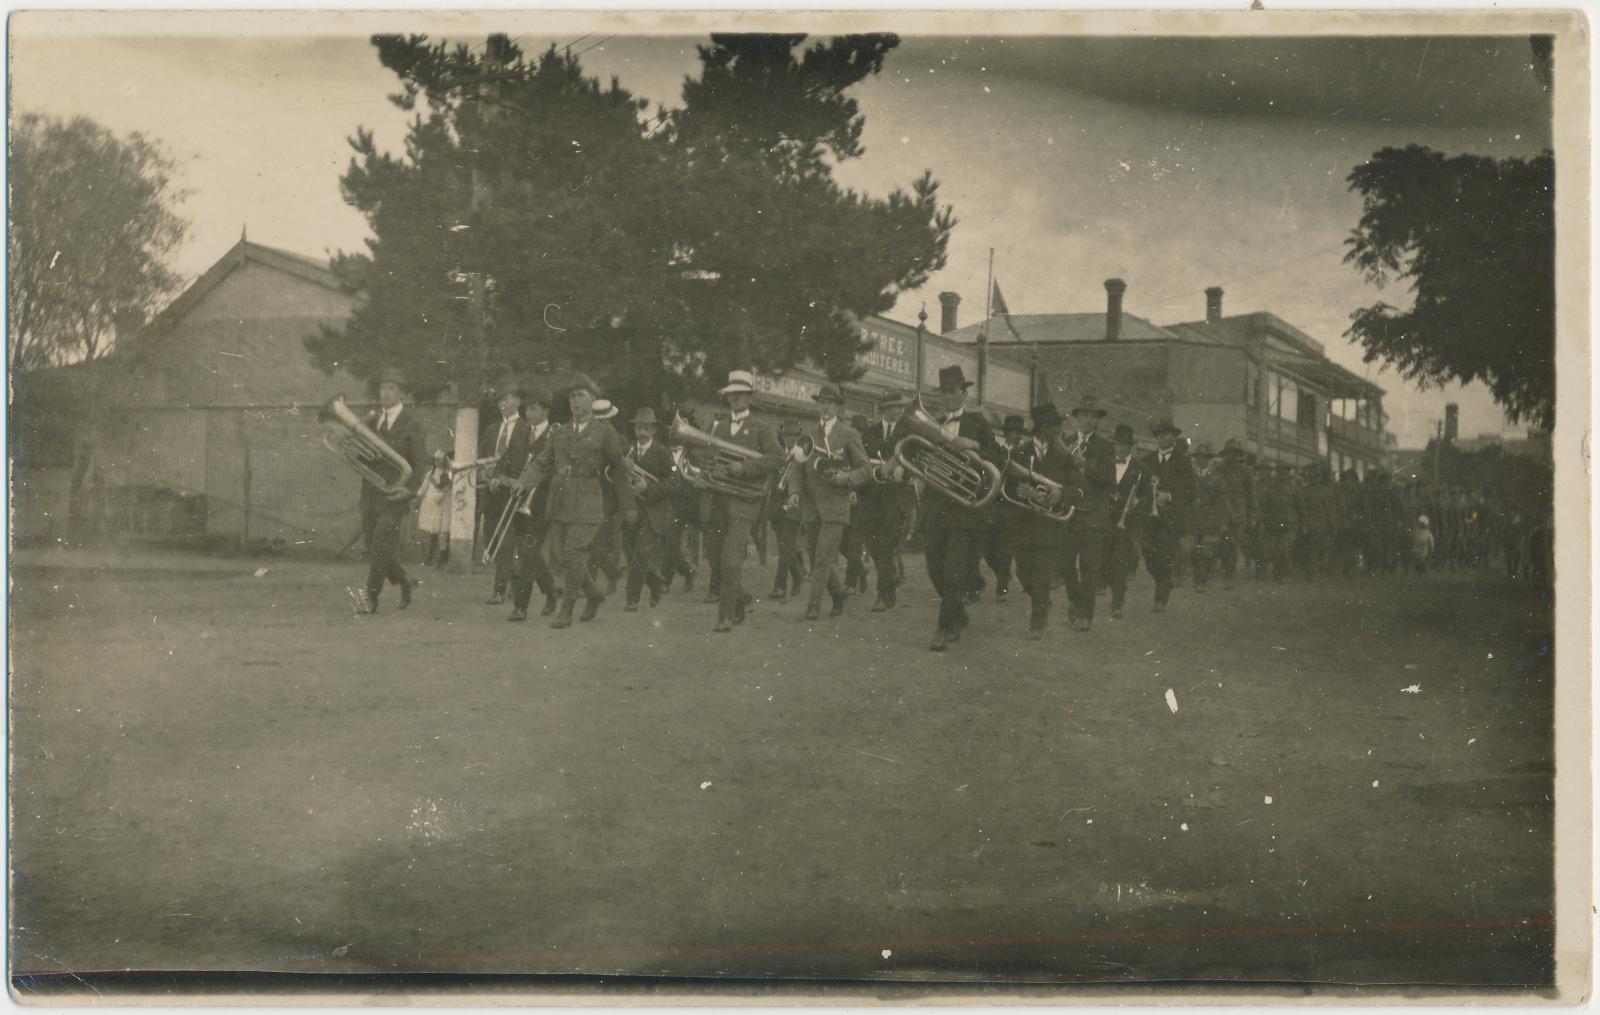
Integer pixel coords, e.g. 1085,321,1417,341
992,280,1021,340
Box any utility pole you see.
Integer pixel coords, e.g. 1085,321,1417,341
977,248,993,406
1432,419,1443,486
446,272,488,574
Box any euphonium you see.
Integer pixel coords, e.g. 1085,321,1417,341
892,399,1002,510
1001,456,1081,523
668,416,771,501
318,395,413,498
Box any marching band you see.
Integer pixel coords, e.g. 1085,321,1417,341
320,363,1255,647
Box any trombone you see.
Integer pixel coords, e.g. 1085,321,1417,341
892,396,1001,510
318,395,413,498
482,481,536,564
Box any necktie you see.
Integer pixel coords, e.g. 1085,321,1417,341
496,420,511,456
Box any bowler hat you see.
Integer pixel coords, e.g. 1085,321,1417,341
632,407,659,427
1113,423,1136,443
877,390,910,411
1030,402,1064,431
378,367,406,388
1072,396,1107,419
1002,415,1026,435
813,382,846,404
720,369,757,395
1153,418,1181,437
937,365,974,393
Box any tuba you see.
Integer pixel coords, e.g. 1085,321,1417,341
892,398,1002,510
319,395,413,498
1002,455,1081,524
669,416,771,501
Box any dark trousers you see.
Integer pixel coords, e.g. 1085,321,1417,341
1295,529,1328,581
1192,532,1221,588
808,519,848,607
510,512,555,610
624,520,667,605
1016,540,1067,629
863,508,904,599
667,516,698,582
983,520,1014,593
1143,521,1181,606
1103,528,1139,612
772,515,806,594
1261,527,1295,580
1217,527,1240,580
717,507,758,622
841,522,867,590
550,520,601,603
361,499,409,600
922,502,980,633
1063,525,1106,621
588,515,622,583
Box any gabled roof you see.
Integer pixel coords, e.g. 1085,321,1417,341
140,238,347,340
944,313,1180,345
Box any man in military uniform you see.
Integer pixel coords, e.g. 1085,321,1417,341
1012,403,1077,639
1061,397,1115,631
1142,419,1195,612
622,407,675,611
1256,461,1300,583
794,383,872,620
1215,438,1255,589
357,367,427,613
907,366,1004,652
515,376,636,628
706,370,782,633
1104,422,1145,619
504,384,559,621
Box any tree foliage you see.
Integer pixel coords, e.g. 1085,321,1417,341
8,112,189,373
309,32,956,406
1344,144,1555,430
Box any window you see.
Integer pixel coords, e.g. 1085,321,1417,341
1297,391,1318,429
1246,361,1261,408
1277,377,1299,422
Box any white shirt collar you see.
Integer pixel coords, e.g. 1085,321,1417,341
530,420,548,439
730,410,750,422
383,404,403,427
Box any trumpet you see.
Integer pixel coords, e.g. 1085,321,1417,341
1149,475,1164,518
892,398,1002,510
319,395,413,498
1115,464,1142,530
1001,456,1081,523
792,434,850,482
669,416,771,501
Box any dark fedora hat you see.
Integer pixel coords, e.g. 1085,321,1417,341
1071,396,1108,419
877,389,911,411
1153,418,1181,437
632,407,659,427
1002,415,1026,434
1113,423,1136,443
378,367,407,387
813,382,846,404
1030,402,1064,430
937,365,974,393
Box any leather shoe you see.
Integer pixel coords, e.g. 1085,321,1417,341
508,608,527,622
400,581,413,609
870,596,890,613
703,592,721,605
733,598,747,625
649,589,662,608
830,595,846,617
804,603,821,621
768,587,787,602
486,593,505,606
540,594,559,616
551,614,573,630
929,628,947,652
580,593,605,622
713,620,732,633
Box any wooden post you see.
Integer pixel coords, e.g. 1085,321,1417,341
445,273,488,574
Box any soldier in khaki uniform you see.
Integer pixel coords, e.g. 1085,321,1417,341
516,376,636,628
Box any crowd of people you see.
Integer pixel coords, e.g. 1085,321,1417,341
342,364,1552,648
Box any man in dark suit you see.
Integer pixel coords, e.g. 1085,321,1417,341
623,407,675,611
859,390,910,612
1011,403,1079,639
1143,418,1196,611
980,414,1026,602
767,419,807,602
905,365,1003,652
516,376,636,628
1104,422,1146,619
359,367,427,612
1061,397,1116,631
482,383,527,605
795,383,871,620
665,404,702,592
505,385,558,622
705,370,782,633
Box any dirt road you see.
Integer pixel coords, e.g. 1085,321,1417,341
9,550,1554,987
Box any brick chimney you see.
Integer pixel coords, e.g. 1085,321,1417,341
938,291,961,335
1104,279,1127,342
1205,286,1224,324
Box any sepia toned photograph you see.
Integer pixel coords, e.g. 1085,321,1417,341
6,9,1591,1002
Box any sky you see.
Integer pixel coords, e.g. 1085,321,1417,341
10,19,1555,447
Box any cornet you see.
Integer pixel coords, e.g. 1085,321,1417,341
892,397,1002,510
792,434,850,482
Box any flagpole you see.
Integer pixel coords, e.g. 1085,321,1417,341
978,248,993,407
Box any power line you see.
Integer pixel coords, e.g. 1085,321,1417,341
570,35,616,59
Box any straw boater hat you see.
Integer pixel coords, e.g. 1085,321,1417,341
720,370,756,395
632,407,659,427
592,399,619,420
